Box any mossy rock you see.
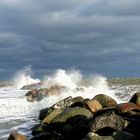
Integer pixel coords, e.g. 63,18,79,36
51,107,92,123
93,94,117,108
42,108,63,124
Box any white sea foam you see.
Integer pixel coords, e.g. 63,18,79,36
43,69,82,89
12,66,40,89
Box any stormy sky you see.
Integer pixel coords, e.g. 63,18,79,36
0,0,140,79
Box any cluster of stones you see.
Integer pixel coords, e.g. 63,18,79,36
8,92,140,140
25,85,67,102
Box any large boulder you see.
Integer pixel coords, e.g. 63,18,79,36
116,102,140,139
52,96,84,109
51,107,92,123
25,89,47,102
32,107,92,139
30,132,60,140
8,132,27,140
90,109,125,135
42,108,63,124
25,85,67,102
83,131,135,140
129,92,140,105
47,85,67,96
93,94,117,107
117,102,140,113
38,96,84,120
21,82,42,90
85,99,102,113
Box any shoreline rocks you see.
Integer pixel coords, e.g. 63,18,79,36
25,85,67,102
8,92,140,140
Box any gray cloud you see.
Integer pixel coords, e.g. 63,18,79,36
0,0,140,79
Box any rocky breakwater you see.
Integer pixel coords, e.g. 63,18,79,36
25,85,67,102
8,92,140,140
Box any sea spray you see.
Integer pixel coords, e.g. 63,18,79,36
43,69,82,89
12,66,40,89
42,69,117,101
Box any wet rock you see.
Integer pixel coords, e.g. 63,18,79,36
21,82,42,90
113,131,135,140
90,109,125,135
42,108,63,124
30,132,60,140
31,123,54,136
83,132,113,140
51,107,92,123
25,86,67,102
38,96,84,120
25,88,47,102
47,85,67,96
117,102,140,113
116,103,140,139
85,99,102,113
8,132,27,140
52,96,84,109
39,107,53,120
129,92,140,105
83,131,135,140
93,94,117,107
123,116,140,139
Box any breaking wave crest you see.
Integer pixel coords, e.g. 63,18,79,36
12,66,40,89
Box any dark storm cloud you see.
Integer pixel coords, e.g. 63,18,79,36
0,0,140,79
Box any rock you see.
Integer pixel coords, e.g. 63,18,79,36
90,109,125,135
52,96,84,109
25,89,38,97
8,132,27,140
69,96,84,107
31,123,54,136
42,108,63,124
52,96,74,109
25,89,47,102
116,103,140,139
51,107,92,123
117,102,140,113
47,85,67,96
38,107,53,120
32,110,92,139
93,94,117,107
38,96,84,120
123,115,140,139
85,99,102,113
83,132,114,140
25,85,67,102
83,131,135,140
30,132,60,140
21,82,42,90
129,92,140,105
113,131,135,140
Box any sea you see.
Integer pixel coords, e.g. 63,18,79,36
0,67,140,139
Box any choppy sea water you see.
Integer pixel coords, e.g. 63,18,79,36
0,67,140,139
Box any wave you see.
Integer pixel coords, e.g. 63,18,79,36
42,69,82,89
12,66,40,89
9,67,117,101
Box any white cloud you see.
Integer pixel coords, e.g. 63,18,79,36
0,0,22,6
